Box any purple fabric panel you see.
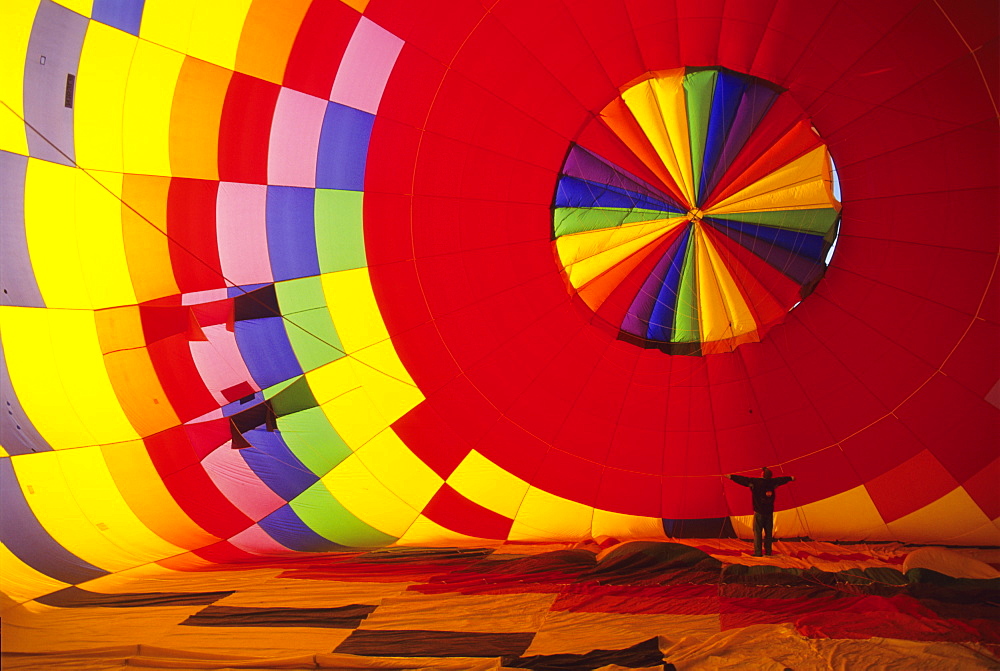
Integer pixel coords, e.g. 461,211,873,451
23,1,88,165
563,146,682,208
704,84,778,199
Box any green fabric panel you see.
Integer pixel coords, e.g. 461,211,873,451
277,405,351,477
684,69,717,204
274,276,345,371
283,307,345,372
672,234,700,342
269,376,318,416
275,275,326,316
709,208,840,235
554,207,676,237
290,481,397,547
315,189,366,273
262,377,296,399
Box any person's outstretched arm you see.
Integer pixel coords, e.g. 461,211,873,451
728,474,753,486
773,475,794,487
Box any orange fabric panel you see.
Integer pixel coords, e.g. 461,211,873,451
120,174,178,303
235,0,314,84
168,56,232,180
101,442,219,551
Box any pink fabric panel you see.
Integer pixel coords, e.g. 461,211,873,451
268,87,326,187
329,17,403,114
189,324,259,405
229,524,296,555
202,443,286,521
216,182,272,287
181,288,230,306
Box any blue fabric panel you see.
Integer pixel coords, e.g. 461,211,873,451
235,317,303,389
706,217,826,260
1,343,52,455
240,427,318,501
315,102,374,191
1,151,45,308
703,82,778,198
266,186,320,283
258,504,348,552
706,219,825,287
91,0,145,35
0,459,108,584
698,70,750,203
621,239,676,336
24,1,88,165
221,392,264,418
647,227,691,341
227,283,270,299
555,176,684,213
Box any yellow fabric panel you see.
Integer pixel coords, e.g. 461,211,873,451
322,269,396,354
308,360,384,450
697,227,755,341
0,0,37,155
556,217,685,289
138,0,199,53
887,487,999,545
621,75,695,205
102,441,219,551
340,0,370,12
234,0,312,84
509,485,594,542
23,159,87,307
447,449,530,520
50,446,188,560
77,170,138,308
122,39,183,177
50,0,92,15
0,306,140,449
0,445,9,457
766,485,893,542
647,74,695,204
121,174,178,303
354,429,443,512
359,592,557,633
693,228,734,343
168,56,231,180
396,514,490,546
0,542,70,605
315,269,424,443
352,341,424,423
12,451,153,572
74,21,135,172
321,454,418,538
591,508,666,542
184,0,253,71
527,611,719,656
708,146,831,214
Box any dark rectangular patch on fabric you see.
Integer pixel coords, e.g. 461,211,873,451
234,283,279,321
503,637,670,670
64,73,75,107
334,630,534,657
36,586,233,608
181,604,376,628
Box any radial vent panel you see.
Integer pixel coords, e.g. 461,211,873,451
553,67,842,355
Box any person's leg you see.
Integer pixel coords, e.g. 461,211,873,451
762,513,774,556
752,513,763,556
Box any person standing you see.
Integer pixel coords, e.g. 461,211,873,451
726,467,794,557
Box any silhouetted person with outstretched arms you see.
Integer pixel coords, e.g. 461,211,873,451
726,467,794,557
